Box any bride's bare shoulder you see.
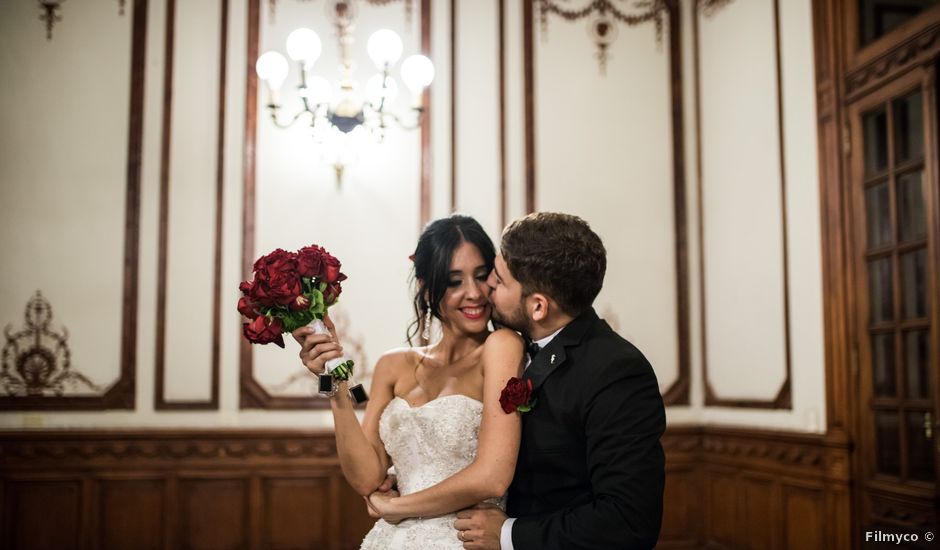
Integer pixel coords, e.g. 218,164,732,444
484,328,524,351
373,347,423,380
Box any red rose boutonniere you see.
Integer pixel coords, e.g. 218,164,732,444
499,377,536,414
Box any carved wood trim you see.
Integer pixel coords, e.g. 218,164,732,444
845,23,940,103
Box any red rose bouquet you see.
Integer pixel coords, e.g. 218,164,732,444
238,244,346,348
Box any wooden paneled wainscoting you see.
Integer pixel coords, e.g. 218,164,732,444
660,426,852,549
0,431,374,550
0,427,850,549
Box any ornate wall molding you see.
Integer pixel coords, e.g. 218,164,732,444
696,0,733,18
535,0,667,74
0,430,340,466
1,292,97,397
37,0,127,40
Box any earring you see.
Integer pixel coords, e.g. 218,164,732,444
422,303,432,342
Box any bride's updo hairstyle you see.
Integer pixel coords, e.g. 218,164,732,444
407,214,495,345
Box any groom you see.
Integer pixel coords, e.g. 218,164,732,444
455,212,665,550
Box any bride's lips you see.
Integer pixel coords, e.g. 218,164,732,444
459,305,488,320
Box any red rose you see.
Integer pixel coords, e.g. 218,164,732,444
253,248,296,274
242,316,285,347
248,249,302,307
237,297,260,319
296,245,325,278
289,295,310,311
320,254,344,283
499,377,534,414
323,281,342,306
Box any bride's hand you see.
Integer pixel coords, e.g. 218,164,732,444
291,314,343,375
368,490,405,524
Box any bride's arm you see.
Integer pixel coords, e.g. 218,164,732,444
374,328,524,518
296,324,398,496
330,353,398,496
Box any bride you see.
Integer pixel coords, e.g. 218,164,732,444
292,214,524,549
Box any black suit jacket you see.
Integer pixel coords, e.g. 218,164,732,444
507,308,665,550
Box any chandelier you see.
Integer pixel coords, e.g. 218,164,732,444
255,1,434,184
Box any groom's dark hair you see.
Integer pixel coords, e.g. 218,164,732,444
501,212,606,316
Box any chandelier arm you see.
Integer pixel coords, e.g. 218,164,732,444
381,108,424,131
266,105,313,130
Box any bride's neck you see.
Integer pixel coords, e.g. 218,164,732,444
434,326,487,364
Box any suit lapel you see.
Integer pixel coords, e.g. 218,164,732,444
523,308,599,392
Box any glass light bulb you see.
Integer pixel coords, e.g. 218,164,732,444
400,54,434,94
286,28,322,63
366,73,399,106
256,51,289,90
367,29,403,69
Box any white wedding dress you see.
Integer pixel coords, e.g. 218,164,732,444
360,394,504,549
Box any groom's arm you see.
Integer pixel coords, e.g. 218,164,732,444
511,353,665,550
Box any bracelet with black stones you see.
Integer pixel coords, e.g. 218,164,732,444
317,361,369,404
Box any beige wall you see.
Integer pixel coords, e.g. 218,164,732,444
0,0,827,433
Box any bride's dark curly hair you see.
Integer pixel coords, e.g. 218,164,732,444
407,214,496,345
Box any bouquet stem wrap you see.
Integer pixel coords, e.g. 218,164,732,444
307,318,349,375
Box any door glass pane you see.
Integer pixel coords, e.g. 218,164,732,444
875,410,901,475
872,333,897,396
900,248,927,319
893,92,924,163
865,182,892,248
863,108,889,176
906,411,935,481
898,171,927,242
859,0,940,46
905,330,931,399
868,257,894,323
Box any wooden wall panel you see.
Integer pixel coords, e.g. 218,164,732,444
784,485,825,549
705,468,737,547
741,476,777,549
98,479,165,550
0,431,371,550
4,480,81,550
179,478,248,550
261,477,331,550
660,426,851,550
0,427,850,549
660,466,701,548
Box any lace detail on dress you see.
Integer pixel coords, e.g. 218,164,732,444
359,395,505,550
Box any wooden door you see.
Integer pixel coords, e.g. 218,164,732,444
848,65,940,535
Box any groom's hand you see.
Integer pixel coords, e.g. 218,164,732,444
454,504,506,550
